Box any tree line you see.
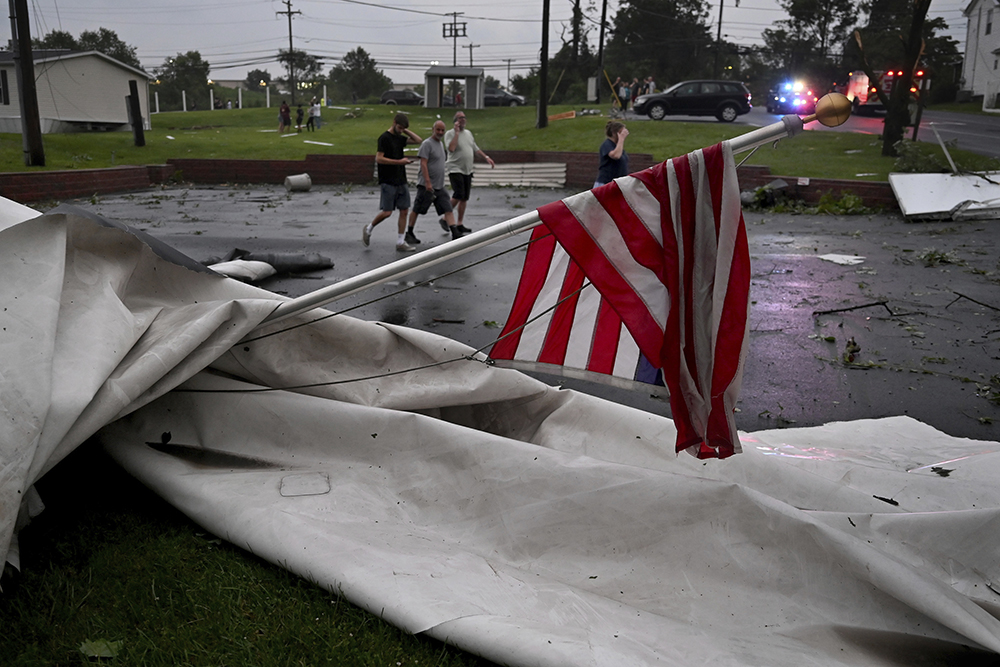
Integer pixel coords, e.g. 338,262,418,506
508,0,958,109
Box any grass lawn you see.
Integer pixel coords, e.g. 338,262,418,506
1,442,500,667
1,104,994,180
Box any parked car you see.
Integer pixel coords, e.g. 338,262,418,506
632,80,751,122
764,81,818,115
484,88,525,107
380,89,424,106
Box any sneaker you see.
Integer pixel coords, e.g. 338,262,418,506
457,225,473,235
396,241,417,253
438,217,449,232
450,225,465,240
404,229,421,245
362,225,372,247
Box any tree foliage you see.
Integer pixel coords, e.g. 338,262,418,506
276,49,325,102
760,0,855,84
327,47,392,102
34,27,141,69
245,69,272,91
604,0,713,87
153,51,211,111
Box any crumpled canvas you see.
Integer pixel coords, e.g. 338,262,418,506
4,208,1000,666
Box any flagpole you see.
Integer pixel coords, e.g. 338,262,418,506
256,94,852,328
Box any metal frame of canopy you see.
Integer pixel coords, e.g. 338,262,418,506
256,98,849,329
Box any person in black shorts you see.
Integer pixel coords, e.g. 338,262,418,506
362,113,422,252
441,111,494,235
408,120,464,242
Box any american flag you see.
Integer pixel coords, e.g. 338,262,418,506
489,142,750,459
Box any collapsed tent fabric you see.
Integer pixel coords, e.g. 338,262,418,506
4,209,1000,666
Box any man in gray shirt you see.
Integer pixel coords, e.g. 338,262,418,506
407,120,464,243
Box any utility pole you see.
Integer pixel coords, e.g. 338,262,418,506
596,0,607,103
462,43,480,67
8,0,44,166
714,0,737,78
276,0,301,104
537,0,549,128
503,59,516,88
442,13,466,67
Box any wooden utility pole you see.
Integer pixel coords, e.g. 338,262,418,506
462,43,479,67
537,0,550,128
596,0,607,103
276,0,301,105
8,0,44,166
443,13,466,67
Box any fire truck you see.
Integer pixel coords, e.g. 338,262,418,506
844,70,926,116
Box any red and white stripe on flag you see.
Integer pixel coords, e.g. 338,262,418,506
489,141,750,459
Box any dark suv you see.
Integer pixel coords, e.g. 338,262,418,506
632,80,751,122
380,89,424,106
484,88,525,107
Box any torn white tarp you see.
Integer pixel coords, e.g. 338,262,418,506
4,208,1000,666
889,171,1000,220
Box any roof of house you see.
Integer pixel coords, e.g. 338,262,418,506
0,49,152,79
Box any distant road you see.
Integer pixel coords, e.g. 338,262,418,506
745,106,1000,160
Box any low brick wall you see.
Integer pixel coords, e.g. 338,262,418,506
0,165,175,204
736,164,897,209
0,154,897,211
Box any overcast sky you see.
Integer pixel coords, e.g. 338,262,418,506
13,0,969,86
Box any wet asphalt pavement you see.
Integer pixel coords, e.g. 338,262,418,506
61,182,1000,442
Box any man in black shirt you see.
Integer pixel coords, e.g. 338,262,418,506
363,113,422,252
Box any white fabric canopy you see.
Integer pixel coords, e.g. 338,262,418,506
3,207,1000,666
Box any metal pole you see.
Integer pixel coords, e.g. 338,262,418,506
257,113,808,327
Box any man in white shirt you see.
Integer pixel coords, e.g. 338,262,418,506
439,111,494,235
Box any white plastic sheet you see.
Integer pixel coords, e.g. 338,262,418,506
4,209,1000,666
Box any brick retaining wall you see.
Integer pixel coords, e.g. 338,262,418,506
0,165,174,203
0,154,897,210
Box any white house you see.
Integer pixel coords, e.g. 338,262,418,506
0,49,152,133
962,0,1000,105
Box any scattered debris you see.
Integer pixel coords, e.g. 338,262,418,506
843,337,861,364
818,254,865,265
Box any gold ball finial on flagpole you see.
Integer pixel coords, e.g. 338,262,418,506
801,93,852,127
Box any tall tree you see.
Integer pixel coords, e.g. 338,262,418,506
605,0,713,86
33,27,141,69
327,47,392,102
153,51,211,111
761,0,855,82
844,0,959,103
847,0,935,156
276,49,324,102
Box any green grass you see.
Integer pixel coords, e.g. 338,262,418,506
2,104,995,180
0,443,498,667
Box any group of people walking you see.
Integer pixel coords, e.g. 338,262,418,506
278,97,323,134
361,94,634,254
363,111,494,253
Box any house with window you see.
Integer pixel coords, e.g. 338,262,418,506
0,49,152,133
962,0,1000,105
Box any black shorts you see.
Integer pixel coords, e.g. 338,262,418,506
448,173,473,201
413,186,453,215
